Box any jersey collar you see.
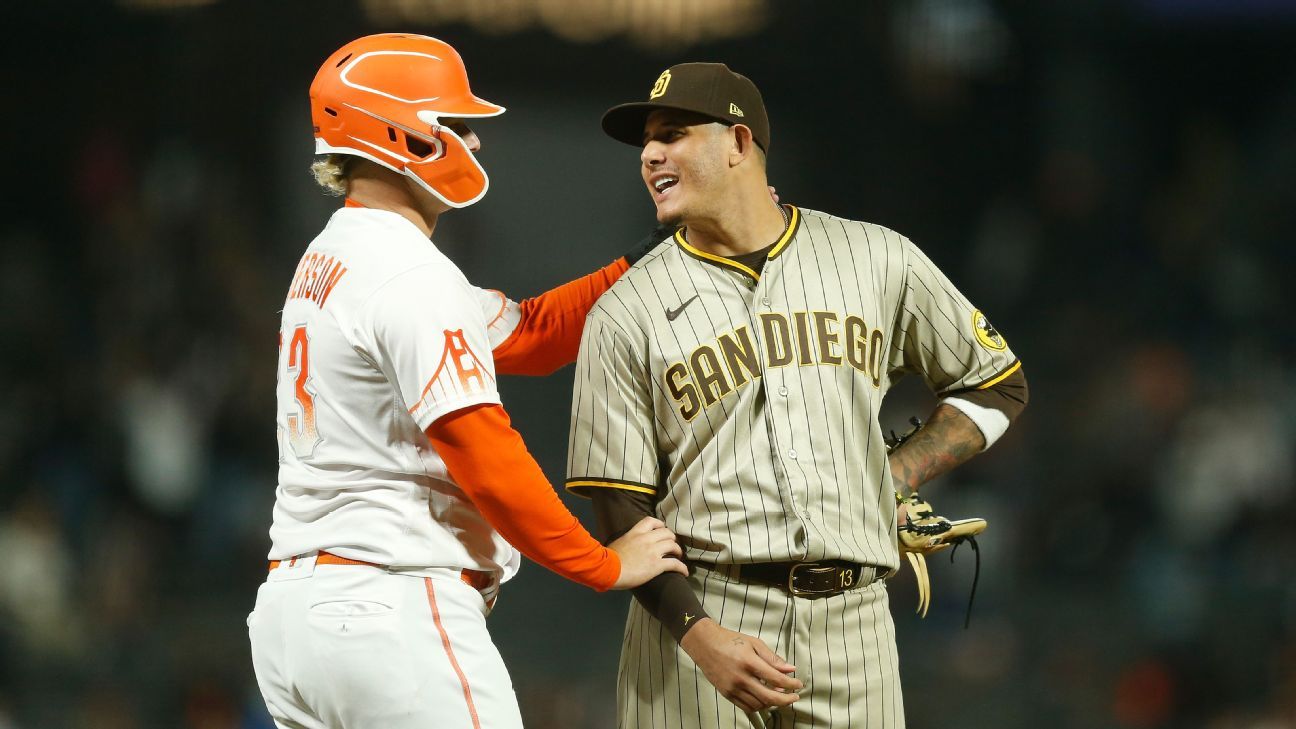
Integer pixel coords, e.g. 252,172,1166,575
674,205,801,281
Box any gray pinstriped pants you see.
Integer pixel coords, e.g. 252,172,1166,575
616,564,904,728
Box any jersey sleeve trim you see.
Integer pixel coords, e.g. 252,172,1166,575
565,478,658,499
409,392,503,431
974,359,1022,390
483,289,509,327
942,359,1021,395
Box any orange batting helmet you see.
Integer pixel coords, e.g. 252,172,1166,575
309,33,504,208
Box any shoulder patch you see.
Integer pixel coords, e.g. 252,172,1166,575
971,310,1007,351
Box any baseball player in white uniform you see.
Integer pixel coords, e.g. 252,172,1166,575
247,34,686,729
566,64,1029,727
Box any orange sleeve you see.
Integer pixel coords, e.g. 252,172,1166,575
492,258,629,376
425,403,621,591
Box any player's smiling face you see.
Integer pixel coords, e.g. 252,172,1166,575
640,109,728,226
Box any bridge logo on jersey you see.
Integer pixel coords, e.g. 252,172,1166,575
664,311,885,420
971,310,1007,351
649,70,671,99
440,329,493,394
410,330,496,418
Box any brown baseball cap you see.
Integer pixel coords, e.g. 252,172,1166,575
602,62,770,151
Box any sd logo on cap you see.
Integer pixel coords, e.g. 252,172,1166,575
603,62,770,152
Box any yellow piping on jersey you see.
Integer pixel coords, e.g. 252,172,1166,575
976,360,1022,390
673,205,801,280
766,205,801,260
675,231,762,279
565,480,657,498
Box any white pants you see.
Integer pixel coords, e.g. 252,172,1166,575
248,557,523,729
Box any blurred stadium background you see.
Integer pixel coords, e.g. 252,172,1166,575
2,1,1294,727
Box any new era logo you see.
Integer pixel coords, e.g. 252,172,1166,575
729,103,744,117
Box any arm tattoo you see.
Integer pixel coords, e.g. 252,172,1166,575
888,403,985,492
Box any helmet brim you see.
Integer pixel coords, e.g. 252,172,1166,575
419,96,506,120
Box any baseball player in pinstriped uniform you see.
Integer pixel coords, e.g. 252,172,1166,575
566,63,1029,727
247,34,686,729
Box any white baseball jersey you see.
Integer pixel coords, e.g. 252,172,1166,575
269,204,524,579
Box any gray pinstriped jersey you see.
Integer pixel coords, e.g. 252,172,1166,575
566,206,1019,571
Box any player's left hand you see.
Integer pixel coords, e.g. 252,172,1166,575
679,618,802,713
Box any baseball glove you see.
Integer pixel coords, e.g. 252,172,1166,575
886,417,986,626
896,491,986,622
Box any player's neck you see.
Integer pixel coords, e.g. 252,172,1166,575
683,187,787,257
346,163,444,238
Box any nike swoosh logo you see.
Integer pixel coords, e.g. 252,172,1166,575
665,295,699,322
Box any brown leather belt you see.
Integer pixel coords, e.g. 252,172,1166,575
732,560,883,598
268,550,497,593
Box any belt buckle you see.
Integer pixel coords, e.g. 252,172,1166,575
787,562,840,597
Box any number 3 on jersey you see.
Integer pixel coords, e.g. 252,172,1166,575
279,324,322,459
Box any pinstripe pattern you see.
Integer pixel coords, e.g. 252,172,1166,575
567,207,1015,726
617,566,903,728
567,207,1017,568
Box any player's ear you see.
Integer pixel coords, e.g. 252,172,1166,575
728,124,755,167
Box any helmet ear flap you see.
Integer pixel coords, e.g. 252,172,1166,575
406,125,488,208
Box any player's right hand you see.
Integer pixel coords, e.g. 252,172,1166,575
608,517,688,589
679,619,803,713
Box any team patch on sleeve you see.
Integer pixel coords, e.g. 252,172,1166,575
407,329,497,419
971,310,1007,352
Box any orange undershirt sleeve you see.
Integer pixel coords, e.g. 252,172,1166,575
492,258,629,376
425,403,621,591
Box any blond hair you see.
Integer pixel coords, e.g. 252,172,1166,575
310,154,357,196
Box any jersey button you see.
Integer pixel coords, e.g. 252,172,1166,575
777,386,788,397
788,449,798,460
762,298,772,307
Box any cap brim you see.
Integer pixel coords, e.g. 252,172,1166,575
601,101,677,147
